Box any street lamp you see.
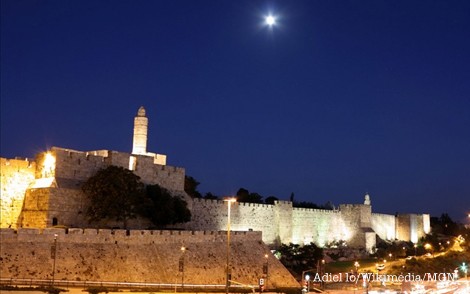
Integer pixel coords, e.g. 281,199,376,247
179,246,186,289
461,262,468,278
224,197,236,294
301,268,316,293
263,253,269,288
414,244,417,256
320,260,325,289
424,243,433,256
51,234,58,287
305,274,310,292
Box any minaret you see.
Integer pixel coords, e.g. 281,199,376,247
132,106,148,155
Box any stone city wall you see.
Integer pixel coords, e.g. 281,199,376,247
0,158,36,228
371,213,396,241
20,187,156,229
49,147,185,191
273,201,293,245
184,198,278,244
396,214,411,242
291,208,343,246
338,204,372,248
1,153,430,249
0,228,299,288
186,199,382,250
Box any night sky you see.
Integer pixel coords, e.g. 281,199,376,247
1,1,469,221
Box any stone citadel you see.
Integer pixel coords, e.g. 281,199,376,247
1,107,431,252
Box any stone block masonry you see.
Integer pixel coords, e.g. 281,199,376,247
0,146,187,229
0,158,36,228
0,228,299,288
185,198,430,252
50,147,184,190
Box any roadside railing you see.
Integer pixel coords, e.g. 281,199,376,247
0,278,256,291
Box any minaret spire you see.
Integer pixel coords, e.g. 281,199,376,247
132,106,148,155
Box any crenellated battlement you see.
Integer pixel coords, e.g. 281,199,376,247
339,203,368,208
39,147,185,189
292,207,339,214
274,200,292,205
0,228,262,245
1,157,35,169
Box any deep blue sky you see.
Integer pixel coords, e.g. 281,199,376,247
1,1,469,222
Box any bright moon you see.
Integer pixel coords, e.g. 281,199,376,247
266,15,276,26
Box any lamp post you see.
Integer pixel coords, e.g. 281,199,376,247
179,246,186,290
305,274,310,292
224,197,236,294
301,268,317,293
51,234,58,287
424,243,432,257
263,253,269,288
414,244,417,256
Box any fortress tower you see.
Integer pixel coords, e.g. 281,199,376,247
132,106,148,155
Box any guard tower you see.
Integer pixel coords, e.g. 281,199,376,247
132,106,148,155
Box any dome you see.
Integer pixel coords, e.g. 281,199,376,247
137,106,146,117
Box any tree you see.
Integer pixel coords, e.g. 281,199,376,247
184,175,202,198
265,196,279,205
203,192,219,200
277,243,323,276
82,166,145,228
143,184,191,227
236,188,263,203
293,201,320,209
289,192,295,202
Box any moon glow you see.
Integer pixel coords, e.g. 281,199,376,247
266,15,276,26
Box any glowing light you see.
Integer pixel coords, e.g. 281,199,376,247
265,15,276,26
42,152,56,178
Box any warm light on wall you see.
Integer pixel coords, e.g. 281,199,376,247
42,152,56,178
341,226,352,241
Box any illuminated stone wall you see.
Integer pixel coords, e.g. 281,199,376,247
337,204,372,249
187,199,377,250
0,228,299,288
371,213,396,241
0,146,186,229
274,201,293,245
396,214,412,242
396,214,426,243
291,208,343,246
0,158,36,228
186,199,428,250
1,149,430,249
184,198,278,244
50,147,185,190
